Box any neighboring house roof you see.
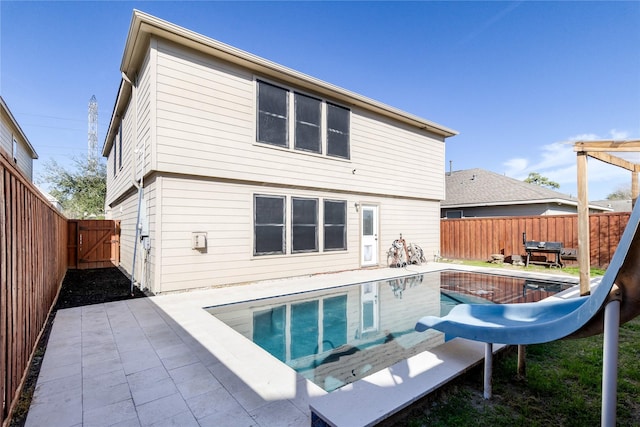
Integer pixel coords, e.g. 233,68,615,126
103,10,458,156
590,199,633,212
1,96,38,159
36,186,64,212
443,168,610,212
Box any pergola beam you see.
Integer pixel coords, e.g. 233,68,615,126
573,140,640,152
586,151,640,172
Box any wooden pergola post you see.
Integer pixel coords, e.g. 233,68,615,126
574,140,640,295
577,151,591,295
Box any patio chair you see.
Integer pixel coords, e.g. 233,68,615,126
416,200,640,426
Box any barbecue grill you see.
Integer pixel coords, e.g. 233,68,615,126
522,232,563,268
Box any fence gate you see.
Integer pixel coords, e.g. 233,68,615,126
67,220,120,269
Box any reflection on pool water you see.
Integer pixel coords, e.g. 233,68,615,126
206,270,571,392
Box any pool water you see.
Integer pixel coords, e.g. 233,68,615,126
207,270,571,392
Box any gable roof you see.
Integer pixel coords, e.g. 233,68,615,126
443,168,609,211
590,199,632,212
103,10,457,156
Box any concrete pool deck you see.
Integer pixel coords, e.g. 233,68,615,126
24,264,584,427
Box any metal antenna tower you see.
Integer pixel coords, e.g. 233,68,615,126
88,95,98,167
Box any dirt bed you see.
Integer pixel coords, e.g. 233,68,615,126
9,267,146,427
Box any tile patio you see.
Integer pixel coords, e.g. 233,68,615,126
25,264,581,427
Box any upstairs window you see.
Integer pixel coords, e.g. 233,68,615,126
113,136,117,176
327,103,350,159
254,195,285,255
12,137,18,163
294,93,321,153
292,197,318,253
118,124,123,169
257,81,289,147
256,80,350,159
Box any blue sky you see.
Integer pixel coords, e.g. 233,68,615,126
2,1,639,200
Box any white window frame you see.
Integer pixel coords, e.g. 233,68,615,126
12,137,18,163
291,197,319,253
323,199,347,251
254,194,286,256
254,78,350,160
252,194,348,257
445,210,463,219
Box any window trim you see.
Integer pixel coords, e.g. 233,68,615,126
294,92,322,154
323,199,347,251
256,80,289,148
326,102,351,160
113,134,117,176
12,137,18,163
252,194,348,257
445,210,463,219
291,197,319,253
118,123,123,170
254,194,286,256
254,78,350,160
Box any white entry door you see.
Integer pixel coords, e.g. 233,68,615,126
361,205,378,266
361,282,379,333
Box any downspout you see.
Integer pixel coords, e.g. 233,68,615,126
131,184,143,295
122,71,141,295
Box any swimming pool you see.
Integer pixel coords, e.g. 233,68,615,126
207,270,571,392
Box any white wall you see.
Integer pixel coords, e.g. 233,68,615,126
0,113,34,180
106,37,446,293
149,176,440,294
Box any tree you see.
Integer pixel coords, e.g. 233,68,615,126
606,186,632,200
40,156,106,219
524,172,560,190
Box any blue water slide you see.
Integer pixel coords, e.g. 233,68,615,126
416,198,640,426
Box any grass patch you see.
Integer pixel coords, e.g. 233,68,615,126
440,258,605,277
384,316,640,426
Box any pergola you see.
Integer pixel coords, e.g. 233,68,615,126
574,139,640,295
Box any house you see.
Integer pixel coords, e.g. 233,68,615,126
36,186,64,212
442,168,610,218
590,199,632,213
102,11,457,294
1,96,38,180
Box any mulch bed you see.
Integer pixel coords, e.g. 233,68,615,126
8,267,147,427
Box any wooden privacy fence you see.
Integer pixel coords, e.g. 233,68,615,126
1,152,67,425
441,212,631,268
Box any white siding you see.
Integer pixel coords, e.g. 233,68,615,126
105,102,134,206
152,176,440,294
108,177,157,292
106,37,447,293
105,47,155,209
153,39,445,201
0,115,34,180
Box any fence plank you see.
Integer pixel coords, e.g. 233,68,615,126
0,151,67,425
1,167,6,426
440,212,630,268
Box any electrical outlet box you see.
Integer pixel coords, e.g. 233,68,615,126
192,232,207,250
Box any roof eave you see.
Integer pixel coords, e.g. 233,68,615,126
102,80,132,157
115,10,458,139
442,198,611,212
0,96,39,159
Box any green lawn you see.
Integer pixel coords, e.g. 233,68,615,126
383,316,640,426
